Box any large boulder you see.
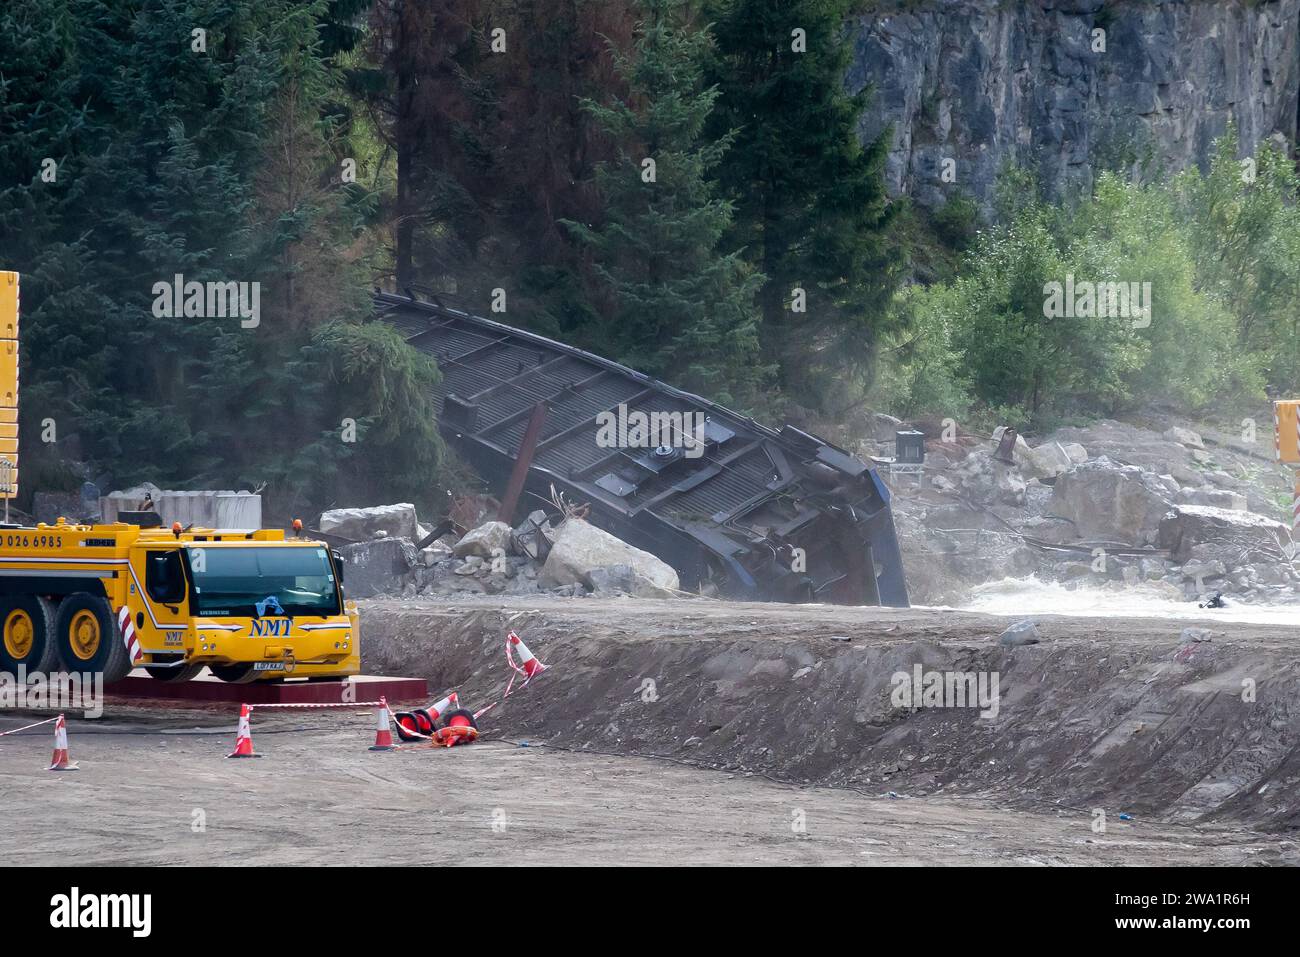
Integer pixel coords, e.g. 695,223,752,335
1163,426,1204,449
1176,487,1247,511
1047,420,1203,486
453,521,513,559
954,449,1025,506
584,563,678,599
319,503,419,542
988,428,1080,481
541,518,680,593
336,537,418,598
869,412,904,441
1158,505,1293,563
1048,457,1175,545
1022,441,1075,479
1061,442,1088,465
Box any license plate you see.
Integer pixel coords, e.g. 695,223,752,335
253,661,286,672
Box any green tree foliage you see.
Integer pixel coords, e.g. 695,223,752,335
562,0,765,405
949,190,1145,422
1176,129,1300,392
704,0,903,416
876,141,1284,428
868,283,971,421
280,322,444,506
0,0,443,516
1073,172,1241,409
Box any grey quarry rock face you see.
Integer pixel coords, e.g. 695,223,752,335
848,0,1300,209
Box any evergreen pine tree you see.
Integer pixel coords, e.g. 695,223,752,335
704,0,902,415
0,0,443,515
564,0,765,406
359,0,632,344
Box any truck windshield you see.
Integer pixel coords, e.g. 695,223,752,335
184,546,341,617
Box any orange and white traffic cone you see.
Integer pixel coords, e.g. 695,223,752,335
392,710,426,742
226,703,260,759
509,633,546,678
434,708,479,748
412,691,458,735
369,696,396,751
506,631,547,695
47,714,79,771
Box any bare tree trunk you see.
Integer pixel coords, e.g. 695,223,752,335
394,1,415,286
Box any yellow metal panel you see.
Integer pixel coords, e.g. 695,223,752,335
0,423,15,439
0,408,14,424
0,271,16,340
0,341,15,408
0,437,16,456
1277,400,1300,465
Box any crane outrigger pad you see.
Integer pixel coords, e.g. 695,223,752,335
105,671,427,706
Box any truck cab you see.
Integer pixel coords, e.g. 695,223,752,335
137,535,359,683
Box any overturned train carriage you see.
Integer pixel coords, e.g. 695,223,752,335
374,291,909,606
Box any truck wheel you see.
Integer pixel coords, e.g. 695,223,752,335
208,663,258,683
0,595,60,677
55,594,131,683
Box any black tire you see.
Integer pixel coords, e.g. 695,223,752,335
0,595,60,678
393,712,423,742
143,658,204,682
54,593,131,683
439,708,478,731
412,709,436,735
207,662,259,684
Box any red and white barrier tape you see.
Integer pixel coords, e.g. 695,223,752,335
503,631,546,699
230,630,549,751
248,701,386,711
389,712,436,742
0,715,60,737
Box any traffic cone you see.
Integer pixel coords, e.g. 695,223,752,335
226,703,260,759
507,631,547,679
412,691,458,735
47,714,79,771
392,710,426,742
369,696,396,751
434,708,479,748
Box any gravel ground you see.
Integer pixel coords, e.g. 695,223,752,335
4,596,1297,866
1,708,1294,866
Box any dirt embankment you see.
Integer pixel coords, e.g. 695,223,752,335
360,596,1300,830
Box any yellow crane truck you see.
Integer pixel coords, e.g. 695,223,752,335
0,270,360,684
0,518,360,684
